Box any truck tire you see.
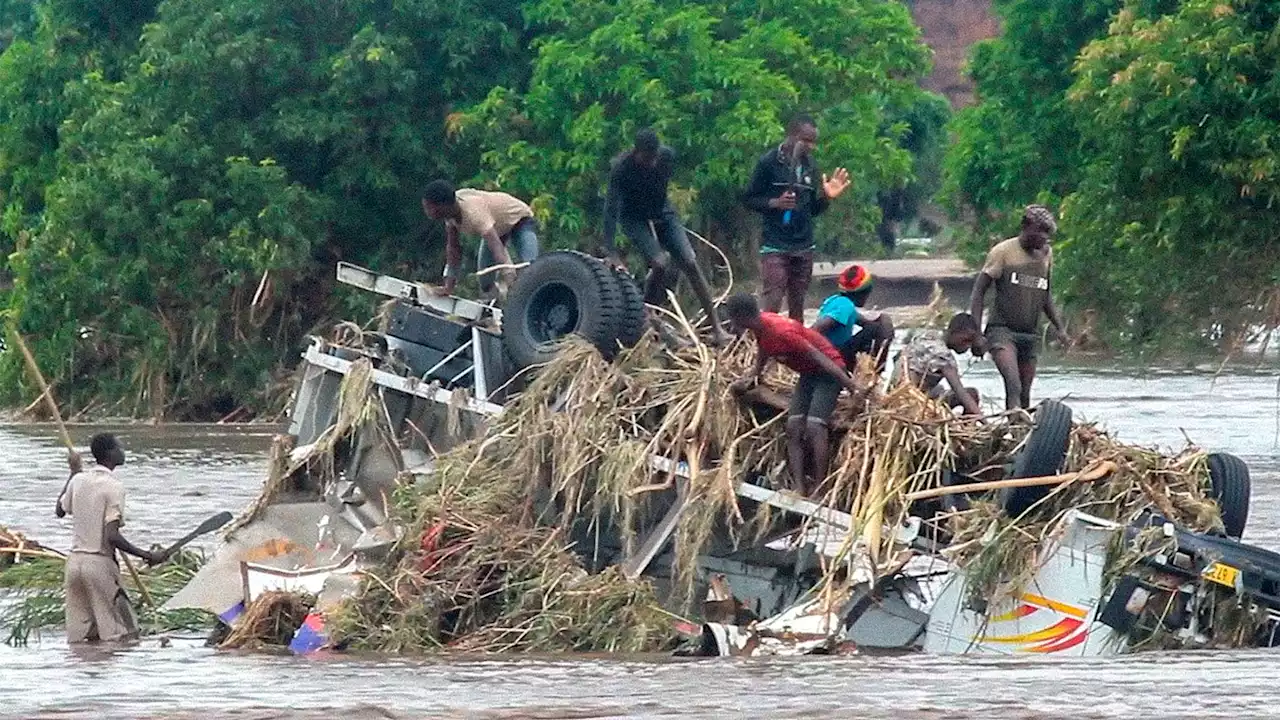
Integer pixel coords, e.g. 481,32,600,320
1207,452,1250,538
1002,399,1073,517
503,251,625,368
611,266,647,350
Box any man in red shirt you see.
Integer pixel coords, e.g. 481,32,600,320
726,293,862,494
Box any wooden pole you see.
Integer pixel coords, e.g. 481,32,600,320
6,321,155,609
903,461,1118,503
7,323,73,449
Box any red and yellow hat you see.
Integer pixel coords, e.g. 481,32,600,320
837,264,874,293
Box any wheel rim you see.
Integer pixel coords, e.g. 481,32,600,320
525,282,580,346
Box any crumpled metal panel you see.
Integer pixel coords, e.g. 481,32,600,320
164,502,363,617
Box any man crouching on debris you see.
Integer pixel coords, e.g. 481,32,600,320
810,264,895,372
725,293,864,495
894,313,983,416
56,433,168,643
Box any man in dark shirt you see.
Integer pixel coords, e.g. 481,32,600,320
603,129,730,345
742,114,851,322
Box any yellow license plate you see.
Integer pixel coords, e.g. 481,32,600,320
1204,562,1240,588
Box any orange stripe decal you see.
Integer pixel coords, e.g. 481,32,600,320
989,604,1039,623
1020,593,1087,619
980,618,1082,645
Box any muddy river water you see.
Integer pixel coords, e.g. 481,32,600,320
3,363,1280,719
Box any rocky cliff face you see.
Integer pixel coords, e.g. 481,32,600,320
909,0,1000,107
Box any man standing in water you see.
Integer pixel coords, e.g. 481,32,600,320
57,433,167,643
969,204,1070,410
421,180,540,298
743,114,851,322
602,128,731,345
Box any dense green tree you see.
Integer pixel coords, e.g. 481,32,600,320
0,0,34,50
876,90,950,252
2,0,529,417
0,0,158,260
455,0,932,264
940,0,1121,259
0,0,946,417
1059,0,1280,348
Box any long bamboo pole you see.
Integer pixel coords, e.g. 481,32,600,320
903,461,1118,502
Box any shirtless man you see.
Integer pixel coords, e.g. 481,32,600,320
969,205,1070,410
57,434,167,643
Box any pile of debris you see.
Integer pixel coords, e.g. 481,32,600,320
133,260,1272,657
307,327,1248,655
0,525,62,569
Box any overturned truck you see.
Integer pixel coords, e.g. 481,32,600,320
167,255,1280,656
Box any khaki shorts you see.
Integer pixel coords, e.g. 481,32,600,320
65,552,139,643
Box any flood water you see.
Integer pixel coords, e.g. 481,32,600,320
2,363,1280,719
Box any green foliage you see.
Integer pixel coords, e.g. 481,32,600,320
0,0,158,262
941,0,1276,349
1,0,529,417
456,0,931,259
0,551,212,645
1059,0,1280,347
941,0,1121,259
0,0,34,50
875,90,950,243
0,0,942,416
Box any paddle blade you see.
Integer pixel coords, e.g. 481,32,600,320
193,511,234,536
164,511,235,556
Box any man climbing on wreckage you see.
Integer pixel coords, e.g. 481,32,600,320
725,293,865,496
810,264,896,373
56,433,168,643
893,312,983,416
969,204,1070,410
421,180,540,300
601,128,732,346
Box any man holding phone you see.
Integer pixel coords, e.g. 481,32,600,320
743,114,851,322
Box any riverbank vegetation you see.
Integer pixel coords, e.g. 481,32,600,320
944,0,1280,351
2,0,1278,417
0,0,942,419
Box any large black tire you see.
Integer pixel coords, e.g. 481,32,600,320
610,266,647,350
1207,452,1250,538
1002,400,1073,516
502,251,625,368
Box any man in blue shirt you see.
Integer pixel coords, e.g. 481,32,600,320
810,265,895,372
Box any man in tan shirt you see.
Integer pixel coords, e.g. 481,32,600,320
969,204,1070,410
56,433,166,643
421,180,540,297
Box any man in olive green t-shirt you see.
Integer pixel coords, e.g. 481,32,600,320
968,204,1070,410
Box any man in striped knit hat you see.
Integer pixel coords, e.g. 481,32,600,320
810,264,896,374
